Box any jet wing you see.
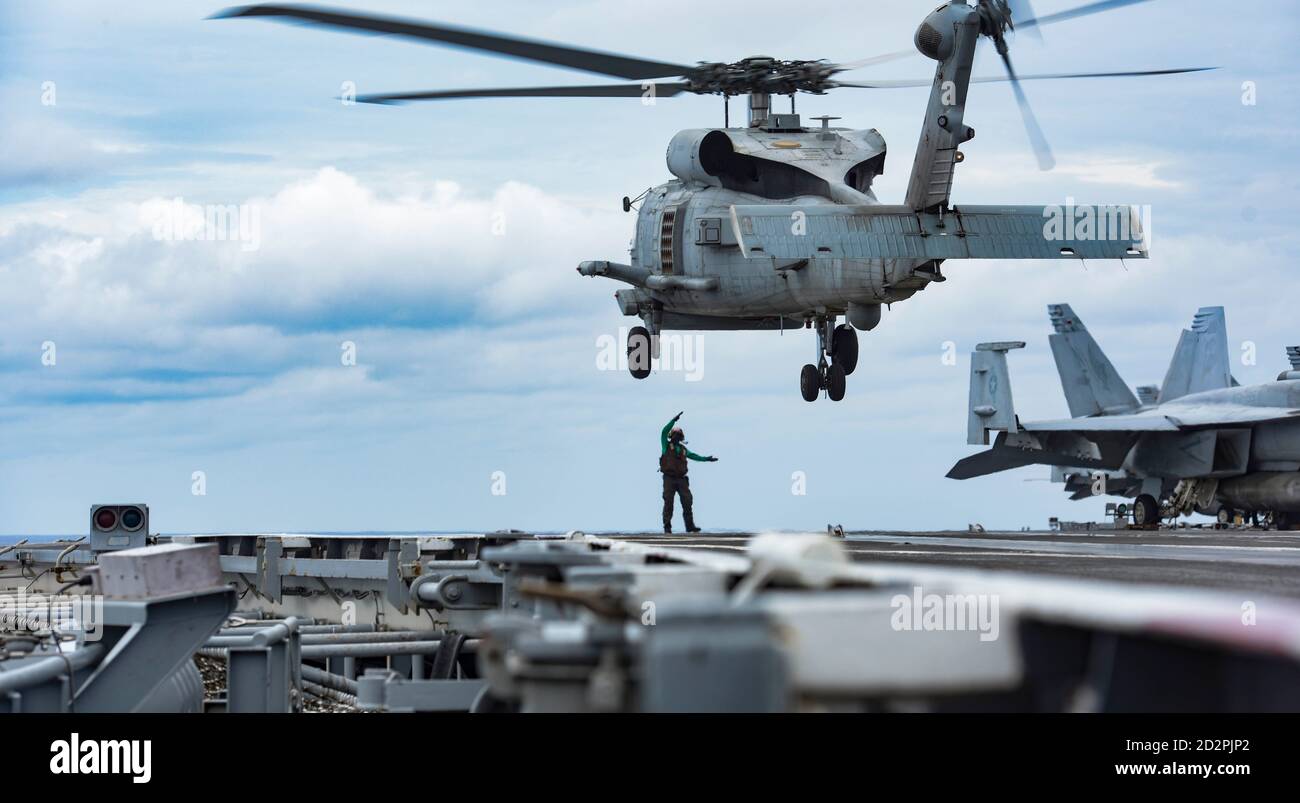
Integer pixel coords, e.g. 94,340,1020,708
730,204,1147,261
1022,405,1300,432
1021,413,1179,432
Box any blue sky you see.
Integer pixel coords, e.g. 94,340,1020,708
1,0,1298,535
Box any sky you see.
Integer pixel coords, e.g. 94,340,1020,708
1,0,1298,536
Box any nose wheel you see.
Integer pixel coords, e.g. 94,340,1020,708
800,317,855,402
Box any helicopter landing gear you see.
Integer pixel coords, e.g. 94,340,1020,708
826,362,847,401
832,324,858,375
800,364,820,402
799,316,851,402
627,325,652,380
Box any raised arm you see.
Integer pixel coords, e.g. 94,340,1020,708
661,411,682,454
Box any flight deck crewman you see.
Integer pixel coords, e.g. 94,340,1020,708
659,411,717,534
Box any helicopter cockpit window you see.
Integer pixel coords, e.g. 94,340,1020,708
697,131,831,201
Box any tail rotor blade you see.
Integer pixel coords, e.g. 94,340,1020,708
999,50,1055,170
1006,0,1043,40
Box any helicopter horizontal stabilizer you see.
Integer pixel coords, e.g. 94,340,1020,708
729,204,1148,262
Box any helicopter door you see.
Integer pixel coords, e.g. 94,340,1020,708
659,204,683,274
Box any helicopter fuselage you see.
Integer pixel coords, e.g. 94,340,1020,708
579,118,934,332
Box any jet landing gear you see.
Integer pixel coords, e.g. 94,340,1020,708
1133,493,1162,527
800,317,857,402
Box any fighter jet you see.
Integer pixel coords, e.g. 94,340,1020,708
948,305,1300,529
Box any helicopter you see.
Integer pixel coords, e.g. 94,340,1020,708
217,1,1212,401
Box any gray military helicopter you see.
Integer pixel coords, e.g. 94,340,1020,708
951,305,1300,530
217,1,1211,401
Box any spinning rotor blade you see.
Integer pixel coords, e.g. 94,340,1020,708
1005,0,1042,40
1016,0,1156,32
1000,50,1055,170
835,66,1215,89
835,48,918,70
975,0,1171,170
213,4,694,79
356,82,693,105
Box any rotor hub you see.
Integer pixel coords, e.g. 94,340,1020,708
685,57,840,96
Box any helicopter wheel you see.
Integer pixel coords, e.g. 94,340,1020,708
832,325,858,375
826,362,847,401
627,326,652,380
799,364,820,402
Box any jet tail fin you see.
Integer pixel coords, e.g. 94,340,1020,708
968,341,1025,445
1047,304,1139,417
1135,385,1160,405
1158,306,1231,403
1279,347,1300,381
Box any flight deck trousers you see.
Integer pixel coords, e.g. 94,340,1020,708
662,474,695,532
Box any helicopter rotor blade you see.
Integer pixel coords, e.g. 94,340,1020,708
998,49,1055,171
1005,0,1043,40
212,4,694,79
834,49,918,71
1015,0,1155,32
834,66,1215,89
355,82,694,105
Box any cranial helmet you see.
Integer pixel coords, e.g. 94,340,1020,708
669,427,685,442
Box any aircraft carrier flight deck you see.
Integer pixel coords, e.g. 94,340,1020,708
597,528,1300,598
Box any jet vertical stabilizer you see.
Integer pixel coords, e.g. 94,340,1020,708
968,341,1025,446
1159,307,1231,403
1047,304,1139,417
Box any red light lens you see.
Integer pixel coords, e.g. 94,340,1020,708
94,508,118,531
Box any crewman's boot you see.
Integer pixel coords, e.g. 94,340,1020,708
684,514,700,534
663,524,673,534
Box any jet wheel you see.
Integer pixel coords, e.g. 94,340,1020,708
1133,494,1161,527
